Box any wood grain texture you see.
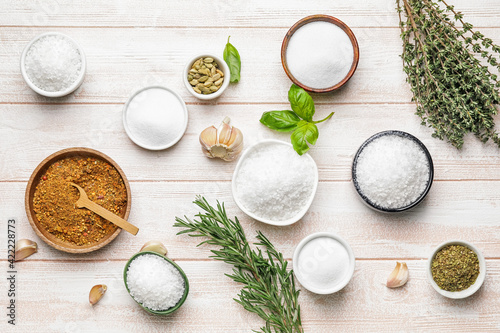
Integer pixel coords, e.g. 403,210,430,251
6,260,500,333
2,0,500,332
2,0,500,28
1,26,410,104
2,179,500,261
2,26,500,105
1,104,500,182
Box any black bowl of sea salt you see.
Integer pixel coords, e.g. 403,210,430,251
352,130,434,213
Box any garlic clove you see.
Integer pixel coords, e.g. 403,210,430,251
200,126,218,148
89,284,107,305
217,117,233,145
15,239,38,261
386,262,409,288
140,240,168,256
227,126,243,149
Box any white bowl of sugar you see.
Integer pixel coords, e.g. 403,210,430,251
122,86,188,151
281,15,359,93
20,32,86,98
293,232,356,294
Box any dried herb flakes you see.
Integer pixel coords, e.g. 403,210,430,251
431,244,480,292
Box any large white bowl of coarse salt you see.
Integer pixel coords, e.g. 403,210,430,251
293,232,355,294
232,140,318,226
352,130,434,212
282,15,359,93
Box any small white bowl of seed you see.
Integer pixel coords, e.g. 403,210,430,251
183,54,230,100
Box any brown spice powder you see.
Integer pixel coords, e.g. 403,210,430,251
33,156,127,246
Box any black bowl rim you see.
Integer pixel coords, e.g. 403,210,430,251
351,130,434,213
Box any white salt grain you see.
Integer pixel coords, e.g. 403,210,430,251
355,134,430,209
24,35,82,92
286,21,354,89
126,254,185,311
234,142,316,222
124,87,187,150
297,237,350,290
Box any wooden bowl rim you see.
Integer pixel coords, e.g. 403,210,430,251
281,14,360,93
25,147,132,254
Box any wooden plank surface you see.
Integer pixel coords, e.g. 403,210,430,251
1,0,500,332
2,180,500,262
2,0,500,28
1,104,500,182
10,260,500,332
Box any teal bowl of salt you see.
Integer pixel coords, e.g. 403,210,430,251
293,232,355,294
123,251,189,315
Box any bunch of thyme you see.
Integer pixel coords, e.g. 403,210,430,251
397,0,500,148
174,196,303,333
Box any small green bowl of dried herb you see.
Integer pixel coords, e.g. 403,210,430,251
427,240,486,299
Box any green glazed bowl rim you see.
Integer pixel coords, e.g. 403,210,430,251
123,251,190,315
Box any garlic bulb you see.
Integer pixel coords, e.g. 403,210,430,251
386,262,409,288
200,117,243,161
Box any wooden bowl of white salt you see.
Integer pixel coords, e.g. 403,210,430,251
281,15,359,93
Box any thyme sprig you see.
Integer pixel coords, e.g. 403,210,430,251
397,0,500,148
174,196,303,333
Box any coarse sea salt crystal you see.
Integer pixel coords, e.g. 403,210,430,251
234,142,316,222
355,134,430,209
126,254,185,311
24,35,82,92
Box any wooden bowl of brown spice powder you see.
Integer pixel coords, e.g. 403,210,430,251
25,148,131,253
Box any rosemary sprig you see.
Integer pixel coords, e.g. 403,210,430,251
174,196,303,333
397,0,500,148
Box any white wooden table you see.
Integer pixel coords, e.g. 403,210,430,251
2,1,500,332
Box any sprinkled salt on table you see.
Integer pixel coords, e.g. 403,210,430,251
234,142,316,222
286,21,354,89
354,134,431,210
24,34,82,92
126,254,185,311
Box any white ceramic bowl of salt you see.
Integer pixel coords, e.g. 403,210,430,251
293,232,355,294
20,32,86,98
123,86,188,150
231,140,318,226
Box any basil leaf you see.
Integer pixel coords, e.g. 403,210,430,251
291,121,318,155
260,111,301,132
223,36,241,83
288,84,315,121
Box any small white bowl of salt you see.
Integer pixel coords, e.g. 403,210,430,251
21,32,86,97
293,232,356,294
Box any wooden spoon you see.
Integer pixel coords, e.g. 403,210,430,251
70,182,139,235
